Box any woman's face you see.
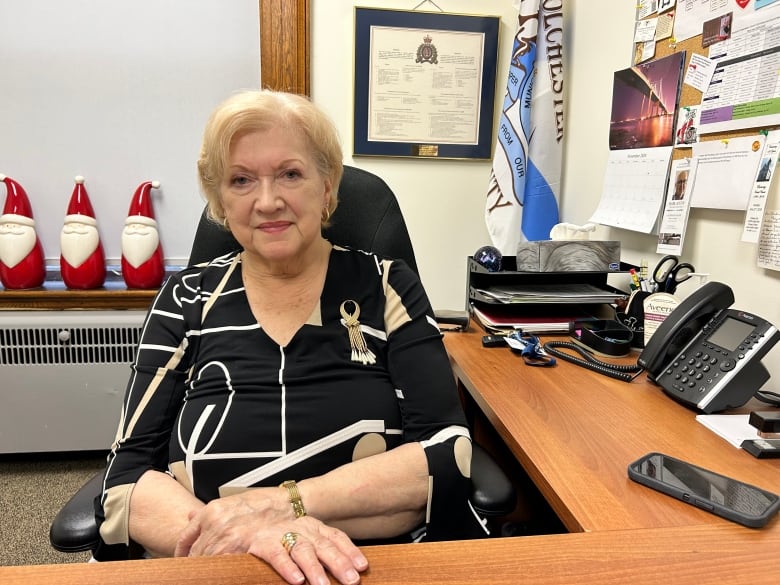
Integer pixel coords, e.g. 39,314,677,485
221,126,332,267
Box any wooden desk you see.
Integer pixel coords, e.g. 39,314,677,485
3,321,779,583
443,326,780,533
2,524,778,585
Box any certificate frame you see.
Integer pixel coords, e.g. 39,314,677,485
353,8,500,160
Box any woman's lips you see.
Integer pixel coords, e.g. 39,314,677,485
258,221,291,233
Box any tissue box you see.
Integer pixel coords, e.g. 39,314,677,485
516,240,621,272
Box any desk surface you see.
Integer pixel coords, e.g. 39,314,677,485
443,326,780,534
4,322,780,583
2,524,778,585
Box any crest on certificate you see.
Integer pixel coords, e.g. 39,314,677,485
415,34,438,64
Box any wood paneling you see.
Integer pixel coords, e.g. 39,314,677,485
259,0,310,95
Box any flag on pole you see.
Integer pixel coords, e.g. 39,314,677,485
485,0,565,255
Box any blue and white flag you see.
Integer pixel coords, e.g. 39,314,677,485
485,0,565,254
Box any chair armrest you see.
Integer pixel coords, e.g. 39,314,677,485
49,471,103,553
434,309,469,331
470,444,516,517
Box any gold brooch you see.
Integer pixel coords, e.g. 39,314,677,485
340,300,377,365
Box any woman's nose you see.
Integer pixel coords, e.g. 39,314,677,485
253,178,282,211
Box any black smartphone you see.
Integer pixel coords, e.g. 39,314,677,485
627,452,780,528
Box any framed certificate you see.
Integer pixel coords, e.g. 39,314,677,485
353,8,500,160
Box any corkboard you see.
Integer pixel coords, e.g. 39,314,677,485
639,31,778,162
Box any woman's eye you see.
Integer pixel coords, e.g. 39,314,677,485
230,175,251,187
281,169,301,180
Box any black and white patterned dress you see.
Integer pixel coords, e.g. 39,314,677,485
94,246,486,560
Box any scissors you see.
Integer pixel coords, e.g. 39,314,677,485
652,255,695,294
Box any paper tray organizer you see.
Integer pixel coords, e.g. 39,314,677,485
467,256,632,333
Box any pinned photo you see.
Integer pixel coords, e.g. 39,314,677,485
674,106,700,147
702,12,732,47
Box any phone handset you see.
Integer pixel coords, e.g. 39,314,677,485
638,281,734,381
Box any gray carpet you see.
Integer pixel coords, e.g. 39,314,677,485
0,452,106,566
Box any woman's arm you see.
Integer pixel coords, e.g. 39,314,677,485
94,272,195,560
128,470,205,558
298,441,429,537
182,440,429,550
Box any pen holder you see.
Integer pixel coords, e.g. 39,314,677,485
616,290,650,349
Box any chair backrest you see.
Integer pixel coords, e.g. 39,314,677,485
188,165,419,274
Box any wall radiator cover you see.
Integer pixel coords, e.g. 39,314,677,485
0,310,147,454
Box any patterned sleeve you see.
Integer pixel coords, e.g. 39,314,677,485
93,271,195,560
382,260,488,540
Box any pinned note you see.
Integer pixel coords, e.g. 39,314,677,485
690,135,766,210
742,130,780,243
683,53,716,92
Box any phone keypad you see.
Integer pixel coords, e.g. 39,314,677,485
663,344,732,395
662,333,766,397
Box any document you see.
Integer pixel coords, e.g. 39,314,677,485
636,40,657,64
742,130,780,243
470,303,603,334
758,210,780,271
638,0,659,20
654,11,675,41
700,16,780,134
657,157,697,255
696,414,759,448
591,147,673,233
474,283,625,304
690,134,765,210
634,18,657,43
367,26,484,145
683,53,716,92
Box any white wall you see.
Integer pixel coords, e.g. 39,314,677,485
312,1,780,381
0,0,261,264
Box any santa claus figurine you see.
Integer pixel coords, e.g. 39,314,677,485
121,180,164,289
0,174,46,289
60,176,106,289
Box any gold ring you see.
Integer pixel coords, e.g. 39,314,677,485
281,531,299,554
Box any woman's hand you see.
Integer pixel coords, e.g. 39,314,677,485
173,490,368,585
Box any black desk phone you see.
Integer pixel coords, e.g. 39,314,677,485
638,281,780,413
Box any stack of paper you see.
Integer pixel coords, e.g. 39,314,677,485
473,283,626,305
470,303,595,334
695,414,760,448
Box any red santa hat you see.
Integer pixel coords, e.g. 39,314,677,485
126,180,161,227
63,175,99,227
0,174,37,228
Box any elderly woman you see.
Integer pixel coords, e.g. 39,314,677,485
93,90,485,585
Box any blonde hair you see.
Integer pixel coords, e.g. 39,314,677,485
197,90,343,227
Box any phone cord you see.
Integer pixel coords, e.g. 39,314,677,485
542,341,645,382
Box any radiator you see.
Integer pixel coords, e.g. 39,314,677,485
0,310,147,453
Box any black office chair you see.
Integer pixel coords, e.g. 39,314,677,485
49,165,515,553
